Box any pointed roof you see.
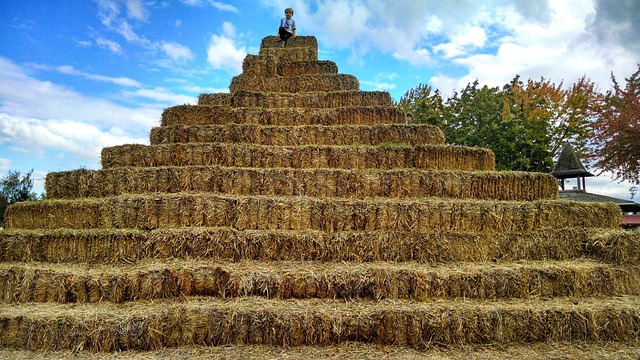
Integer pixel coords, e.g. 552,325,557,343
551,143,594,179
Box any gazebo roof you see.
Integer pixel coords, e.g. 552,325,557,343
551,143,594,179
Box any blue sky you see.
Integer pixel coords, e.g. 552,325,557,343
1,0,638,200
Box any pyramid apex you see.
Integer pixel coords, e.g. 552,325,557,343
261,35,318,50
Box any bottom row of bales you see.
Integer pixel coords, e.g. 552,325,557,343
1,296,639,351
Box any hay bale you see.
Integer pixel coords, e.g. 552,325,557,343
258,47,319,63
160,105,405,127
277,61,338,77
260,36,318,50
2,227,636,264
149,124,443,146
240,54,278,77
100,143,494,170
229,90,392,108
2,297,639,351
197,93,231,106
4,194,621,232
229,74,358,94
2,259,637,304
585,229,640,265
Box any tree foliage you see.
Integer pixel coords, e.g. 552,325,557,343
0,170,37,227
397,75,597,172
588,65,640,185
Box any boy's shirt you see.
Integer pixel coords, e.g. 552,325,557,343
280,18,296,33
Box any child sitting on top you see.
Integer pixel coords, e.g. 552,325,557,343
278,8,296,47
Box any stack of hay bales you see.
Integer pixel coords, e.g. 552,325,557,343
1,36,638,358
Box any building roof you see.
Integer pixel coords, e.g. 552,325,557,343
551,143,594,179
559,190,640,213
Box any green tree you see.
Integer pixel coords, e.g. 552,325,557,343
398,75,597,172
397,84,447,128
589,65,640,185
445,81,519,170
0,170,37,227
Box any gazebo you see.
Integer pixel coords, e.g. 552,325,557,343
551,143,593,191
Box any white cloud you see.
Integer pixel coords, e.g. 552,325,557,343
445,1,638,90
261,0,638,93
96,0,121,27
0,58,157,130
0,158,10,171
160,42,195,64
433,25,488,59
96,0,151,46
360,72,400,91
361,81,396,91
94,2,199,69
209,1,239,13
125,0,147,20
180,0,238,12
114,18,151,46
0,114,146,162
206,33,246,74
56,65,141,87
96,37,124,54
96,0,148,22
120,87,197,104
222,22,235,37
585,172,638,202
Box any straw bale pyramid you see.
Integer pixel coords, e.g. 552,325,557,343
1,36,639,358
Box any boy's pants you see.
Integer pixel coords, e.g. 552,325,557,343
279,27,293,42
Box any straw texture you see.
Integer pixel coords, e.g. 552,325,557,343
45,167,558,200
149,124,444,146
160,105,404,126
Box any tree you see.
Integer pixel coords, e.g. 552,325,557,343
397,75,597,172
0,170,37,227
500,76,596,172
397,84,447,128
588,65,640,185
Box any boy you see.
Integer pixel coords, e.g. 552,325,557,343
278,8,296,47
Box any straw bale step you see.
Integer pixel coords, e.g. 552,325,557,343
1,296,639,351
4,341,640,360
241,55,337,77
4,194,621,231
100,143,495,171
150,124,444,146
229,73,358,93
198,90,393,108
45,167,557,201
258,46,319,63
276,61,338,77
1,260,637,304
2,228,637,265
261,36,318,49
161,105,404,126
197,93,231,106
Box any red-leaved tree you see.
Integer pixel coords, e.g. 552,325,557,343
589,65,640,185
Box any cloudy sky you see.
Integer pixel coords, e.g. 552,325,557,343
1,0,638,200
